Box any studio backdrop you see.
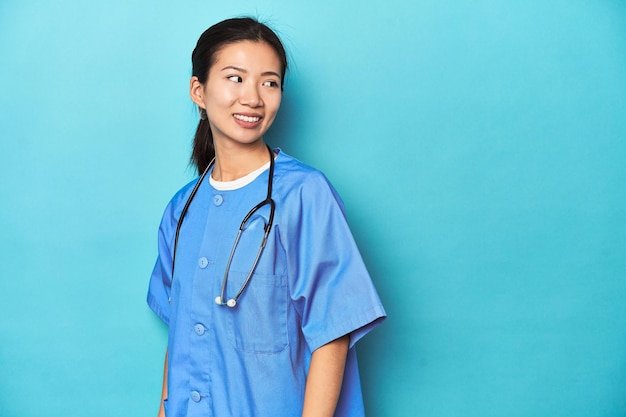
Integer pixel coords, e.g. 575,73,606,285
1,1,625,416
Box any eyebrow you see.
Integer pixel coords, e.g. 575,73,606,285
221,66,281,79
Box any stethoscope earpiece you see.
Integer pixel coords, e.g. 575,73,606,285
213,296,238,308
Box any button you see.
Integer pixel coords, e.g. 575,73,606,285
190,390,201,402
213,194,224,206
194,324,205,336
198,257,209,268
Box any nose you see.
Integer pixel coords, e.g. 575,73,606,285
239,82,262,107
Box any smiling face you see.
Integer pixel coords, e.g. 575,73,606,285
190,40,283,151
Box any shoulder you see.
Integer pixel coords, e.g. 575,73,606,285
274,150,341,198
272,150,345,212
158,177,201,230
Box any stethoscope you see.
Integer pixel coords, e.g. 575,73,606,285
171,145,276,308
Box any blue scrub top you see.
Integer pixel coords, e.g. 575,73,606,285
148,150,386,417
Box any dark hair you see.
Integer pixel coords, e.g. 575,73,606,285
190,17,288,174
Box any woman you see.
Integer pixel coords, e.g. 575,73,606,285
147,17,386,417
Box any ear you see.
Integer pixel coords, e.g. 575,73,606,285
189,76,206,108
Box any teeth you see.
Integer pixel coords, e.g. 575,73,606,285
234,114,260,122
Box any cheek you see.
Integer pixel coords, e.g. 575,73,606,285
264,99,281,128
205,85,238,108
266,94,282,115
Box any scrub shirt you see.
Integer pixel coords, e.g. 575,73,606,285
148,150,386,417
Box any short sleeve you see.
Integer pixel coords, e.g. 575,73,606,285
282,172,386,351
147,179,200,325
147,199,178,325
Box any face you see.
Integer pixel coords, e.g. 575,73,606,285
190,40,283,150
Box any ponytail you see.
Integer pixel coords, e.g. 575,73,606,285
191,111,214,175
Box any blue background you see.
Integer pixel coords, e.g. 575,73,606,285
1,1,625,416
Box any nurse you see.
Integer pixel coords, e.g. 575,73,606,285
147,17,386,417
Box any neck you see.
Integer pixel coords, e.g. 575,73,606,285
211,141,270,182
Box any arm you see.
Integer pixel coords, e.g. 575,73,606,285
301,335,350,417
157,349,168,417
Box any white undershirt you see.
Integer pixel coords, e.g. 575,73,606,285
209,161,271,191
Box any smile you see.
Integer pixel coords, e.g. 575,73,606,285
234,114,261,123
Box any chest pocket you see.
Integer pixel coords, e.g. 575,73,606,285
225,214,289,354
226,271,289,354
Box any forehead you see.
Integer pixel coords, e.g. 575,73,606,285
212,40,282,73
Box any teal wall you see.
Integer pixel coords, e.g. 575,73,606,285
1,1,625,416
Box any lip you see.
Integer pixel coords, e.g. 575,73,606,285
233,113,263,128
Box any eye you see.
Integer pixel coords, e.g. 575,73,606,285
227,75,243,83
262,80,279,88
